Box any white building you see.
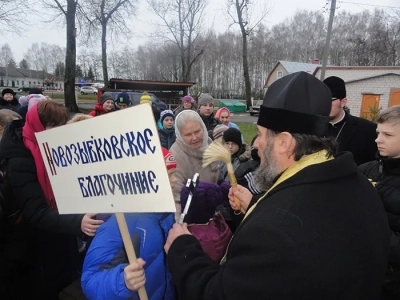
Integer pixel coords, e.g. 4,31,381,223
0,67,63,89
265,61,400,118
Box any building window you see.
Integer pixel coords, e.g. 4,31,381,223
277,71,283,78
22,81,24,86
16,80,19,85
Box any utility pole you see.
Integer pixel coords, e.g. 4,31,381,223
320,0,336,81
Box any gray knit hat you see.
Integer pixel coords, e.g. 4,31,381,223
198,93,214,107
100,92,113,104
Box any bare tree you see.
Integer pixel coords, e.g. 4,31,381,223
79,0,136,85
148,0,207,82
72,7,400,101
227,0,268,109
0,44,14,85
41,0,80,112
0,0,31,34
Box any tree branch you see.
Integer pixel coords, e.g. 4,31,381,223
53,0,67,15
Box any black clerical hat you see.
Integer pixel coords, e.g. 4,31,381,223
257,71,331,137
323,76,346,99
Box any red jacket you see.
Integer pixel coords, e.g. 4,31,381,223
89,103,107,117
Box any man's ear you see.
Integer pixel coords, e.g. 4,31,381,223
341,97,348,108
276,132,295,155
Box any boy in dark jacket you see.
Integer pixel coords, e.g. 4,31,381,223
158,110,176,149
359,105,400,299
197,93,220,139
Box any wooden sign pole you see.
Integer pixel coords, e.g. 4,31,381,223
115,212,148,300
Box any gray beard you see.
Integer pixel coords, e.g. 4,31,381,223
254,142,281,192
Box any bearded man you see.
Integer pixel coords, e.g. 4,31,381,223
164,72,390,300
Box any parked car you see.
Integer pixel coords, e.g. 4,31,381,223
80,86,98,95
249,100,263,116
92,82,105,89
17,86,45,93
98,90,167,111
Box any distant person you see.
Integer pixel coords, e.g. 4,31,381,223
114,92,131,110
17,94,49,119
174,95,196,116
0,89,20,112
215,107,240,130
323,76,377,165
212,124,229,143
89,93,114,116
197,93,220,139
158,110,176,149
219,128,249,182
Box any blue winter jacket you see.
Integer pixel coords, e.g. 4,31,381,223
81,213,176,300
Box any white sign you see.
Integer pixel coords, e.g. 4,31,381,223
35,104,176,214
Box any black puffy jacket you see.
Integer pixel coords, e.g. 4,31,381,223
158,127,176,150
199,113,220,139
0,97,20,112
0,119,83,235
0,119,84,297
359,157,400,295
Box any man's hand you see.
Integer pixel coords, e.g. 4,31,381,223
124,258,146,291
229,185,252,214
164,223,191,254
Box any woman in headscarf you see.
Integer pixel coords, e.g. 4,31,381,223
169,110,219,218
0,100,103,298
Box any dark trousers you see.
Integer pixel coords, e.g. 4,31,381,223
0,222,33,300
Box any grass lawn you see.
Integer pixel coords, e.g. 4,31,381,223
45,92,97,101
236,122,257,145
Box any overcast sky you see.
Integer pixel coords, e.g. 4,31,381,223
1,0,400,62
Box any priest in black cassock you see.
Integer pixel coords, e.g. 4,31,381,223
323,76,377,165
163,71,390,300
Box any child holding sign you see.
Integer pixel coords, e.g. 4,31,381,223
81,147,177,300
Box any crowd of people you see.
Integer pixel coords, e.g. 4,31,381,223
0,72,399,299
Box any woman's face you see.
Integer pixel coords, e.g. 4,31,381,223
219,112,230,126
180,121,204,149
3,93,14,101
183,102,192,109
